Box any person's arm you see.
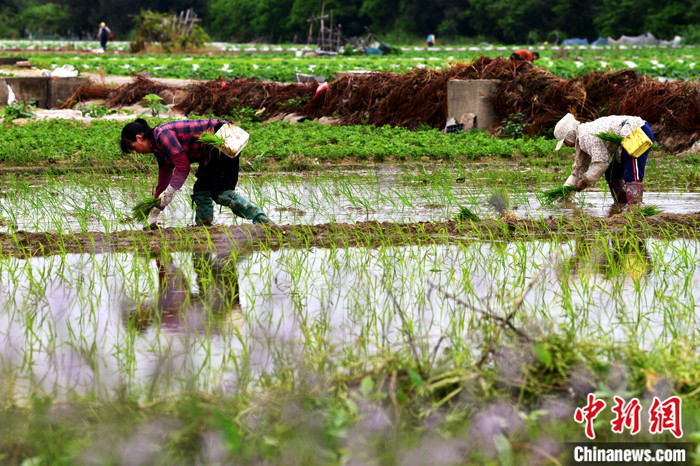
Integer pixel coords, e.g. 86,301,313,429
154,159,174,197
575,132,613,190
566,147,590,187
156,129,192,191
577,162,609,190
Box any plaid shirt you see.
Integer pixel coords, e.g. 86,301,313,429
153,119,224,196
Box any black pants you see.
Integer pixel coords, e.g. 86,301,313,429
192,123,240,199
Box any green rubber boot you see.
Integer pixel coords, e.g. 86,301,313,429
191,191,215,226
216,190,272,225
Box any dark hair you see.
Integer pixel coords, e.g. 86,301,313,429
533,52,540,59
120,118,153,153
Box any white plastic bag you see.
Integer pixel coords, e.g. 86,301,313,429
215,123,250,158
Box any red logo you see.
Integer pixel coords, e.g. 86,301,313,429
574,394,607,439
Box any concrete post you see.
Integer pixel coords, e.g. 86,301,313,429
446,79,500,130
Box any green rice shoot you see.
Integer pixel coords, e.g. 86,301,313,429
487,188,510,216
131,197,160,220
456,206,480,222
198,130,225,148
639,204,663,217
596,131,624,145
539,185,577,205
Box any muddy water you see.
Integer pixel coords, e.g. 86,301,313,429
0,238,697,397
0,173,698,233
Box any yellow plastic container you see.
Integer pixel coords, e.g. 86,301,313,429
621,127,652,158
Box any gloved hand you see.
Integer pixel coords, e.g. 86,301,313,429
157,186,177,210
576,176,588,192
146,207,163,229
564,174,581,187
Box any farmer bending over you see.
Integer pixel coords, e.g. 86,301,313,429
553,113,653,207
510,49,539,62
121,118,272,228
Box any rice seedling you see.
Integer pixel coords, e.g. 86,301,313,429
486,188,511,216
131,197,160,220
455,206,480,222
538,185,577,205
639,204,663,217
596,131,625,145
197,130,225,148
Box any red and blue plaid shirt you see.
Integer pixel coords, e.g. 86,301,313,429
153,119,224,196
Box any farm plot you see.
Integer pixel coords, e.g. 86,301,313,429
1,52,700,462
0,184,699,463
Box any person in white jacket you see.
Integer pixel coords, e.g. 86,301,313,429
554,113,653,206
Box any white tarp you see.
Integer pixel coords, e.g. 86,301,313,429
608,32,682,46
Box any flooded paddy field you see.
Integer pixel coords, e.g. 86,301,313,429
0,168,699,463
1,237,698,395
1,169,699,233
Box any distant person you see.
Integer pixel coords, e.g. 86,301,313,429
97,22,112,51
78,26,84,41
510,49,539,62
120,118,272,228
426,33,436,47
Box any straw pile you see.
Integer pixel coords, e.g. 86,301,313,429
67,56,700,151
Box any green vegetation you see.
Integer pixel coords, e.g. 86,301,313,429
198,130,225,148
0,118,560,168
1,118,696,194
539,185,577,205
140,94,169,117
12,46,700,82
131,9,210,53
131,197,160,220
597,131,625,145
2,100,37,122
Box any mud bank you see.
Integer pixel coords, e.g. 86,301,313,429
1,211,699,257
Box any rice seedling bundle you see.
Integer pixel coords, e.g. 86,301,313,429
539,185,576,205
198,130,225,148
486,188,510,216
596,131,624,145
456,206,480,222
132,197,160,220
639,204,663,217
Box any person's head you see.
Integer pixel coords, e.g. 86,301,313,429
100,22,106,27
121,118,154,154
554,113,580,150
532,52,540,60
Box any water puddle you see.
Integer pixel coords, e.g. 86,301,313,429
0,238,697,397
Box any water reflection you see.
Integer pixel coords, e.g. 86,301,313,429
568,234,652,281
126,251,244,335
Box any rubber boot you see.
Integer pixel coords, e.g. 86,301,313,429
191,191,214,226
608,179,627,204
216,190,272,225
623,181,644,206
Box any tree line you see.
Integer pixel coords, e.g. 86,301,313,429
1,0,698,44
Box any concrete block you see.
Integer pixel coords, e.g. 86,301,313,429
0,57,28,65
0,77,50,107
446,79,500,129
294,73,325,84
0,76,90,108
48,76,90,107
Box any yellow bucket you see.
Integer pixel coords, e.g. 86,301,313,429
621,127,652,158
